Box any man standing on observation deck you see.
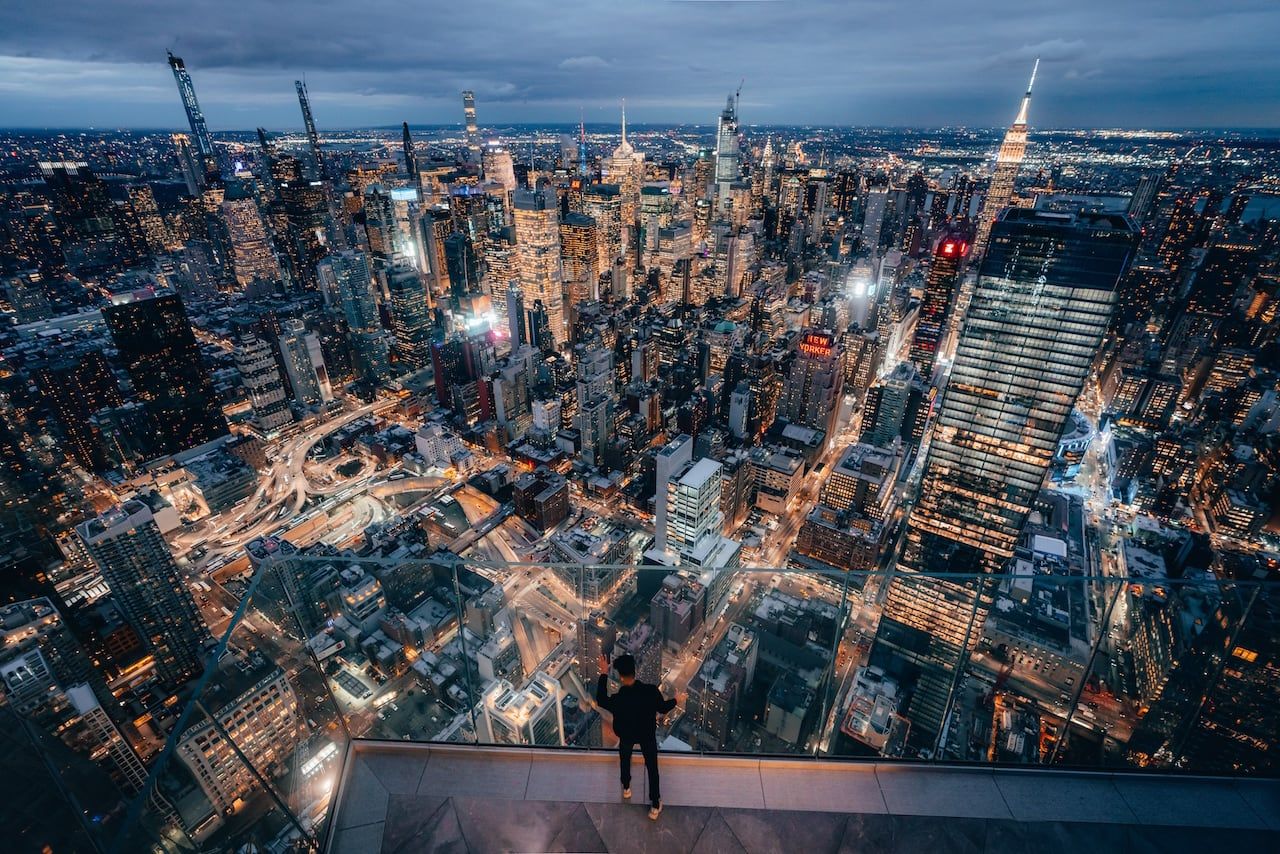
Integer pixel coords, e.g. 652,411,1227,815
596,652,677,820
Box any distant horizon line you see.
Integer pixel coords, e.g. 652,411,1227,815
2,123,1279,135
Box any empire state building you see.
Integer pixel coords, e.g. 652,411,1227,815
973,59,1039,256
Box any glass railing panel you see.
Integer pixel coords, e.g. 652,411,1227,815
790,566,954,761
280,550,488,747
99,546,354,853
1172,574,1278,777
322,553,481,746
0,700,123,854
946,572,1097,766
151,557,1280,791
811,565,863,758
1115,574,1273,775
1041,574,1138,769
243,554,352,849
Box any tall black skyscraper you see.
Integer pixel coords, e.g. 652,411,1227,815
33,351,123,472
295,79,325,181
402,122,419,186
102,292,228,456
39,161,136,273
167,52,216,183
870,208,1136,750
909,231,969,379
444,231,479,298
507,284,527,347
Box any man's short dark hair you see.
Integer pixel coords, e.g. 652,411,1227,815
613,654,636,678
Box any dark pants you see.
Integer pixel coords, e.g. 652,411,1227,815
618,735,660,806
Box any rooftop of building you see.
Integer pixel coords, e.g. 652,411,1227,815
246,534,298,562
997,206,1137,234
0,597,60,633
552,515,628,563
197,656,286,718
677,457,722,489
184,447,253,481
76,498,151,542
750,445,804,475
833,441,897,477
324,742,1280,854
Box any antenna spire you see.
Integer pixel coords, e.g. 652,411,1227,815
621,98,627,146
1013,57,1038,127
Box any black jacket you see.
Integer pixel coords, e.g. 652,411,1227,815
596,674,676,741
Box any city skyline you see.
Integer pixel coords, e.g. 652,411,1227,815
1,5,1278,849
1,1,1279,129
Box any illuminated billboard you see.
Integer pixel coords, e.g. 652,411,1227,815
798,331,835,359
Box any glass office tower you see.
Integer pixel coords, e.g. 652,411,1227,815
870,208,1137,751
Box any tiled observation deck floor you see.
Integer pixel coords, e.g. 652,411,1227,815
325,741,1280,853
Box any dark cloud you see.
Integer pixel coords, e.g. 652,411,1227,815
0,0,1276,128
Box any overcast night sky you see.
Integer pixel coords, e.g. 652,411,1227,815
0,0,1277,131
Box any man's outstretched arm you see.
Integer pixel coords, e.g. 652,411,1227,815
595,655,614,712
656,689,677,714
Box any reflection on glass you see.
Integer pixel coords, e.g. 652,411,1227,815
33,556,1279,850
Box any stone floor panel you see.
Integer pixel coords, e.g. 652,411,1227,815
323,744,1280,853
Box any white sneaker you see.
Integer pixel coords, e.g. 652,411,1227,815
622,787,631,800
648,802,662,820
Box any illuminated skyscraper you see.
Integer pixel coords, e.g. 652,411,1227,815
387,259,433,371
444,231,479,298
363,184,397,269
462,90,479,153
560,212,599,303
714,93,741,204
513,186,565,346
233,330,293,434
574,344,614,465
578,115,590,177
908,232,969,378
605,103,644,263
779,329,845,438
38,160,133,272
33,351,122,472
127,183,174,253
279,174,334,289
482,145,517,192
102,292,229,455
1127,171,1162,226
759,135,777,203
166,52,216,183
973,59,1038,256
583,183,624,274
862,184,888,250
0,599,149,798
506,283,526,346
79,500,211,686
222,190,281,288
869,208,1135,750
173,133,202,195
